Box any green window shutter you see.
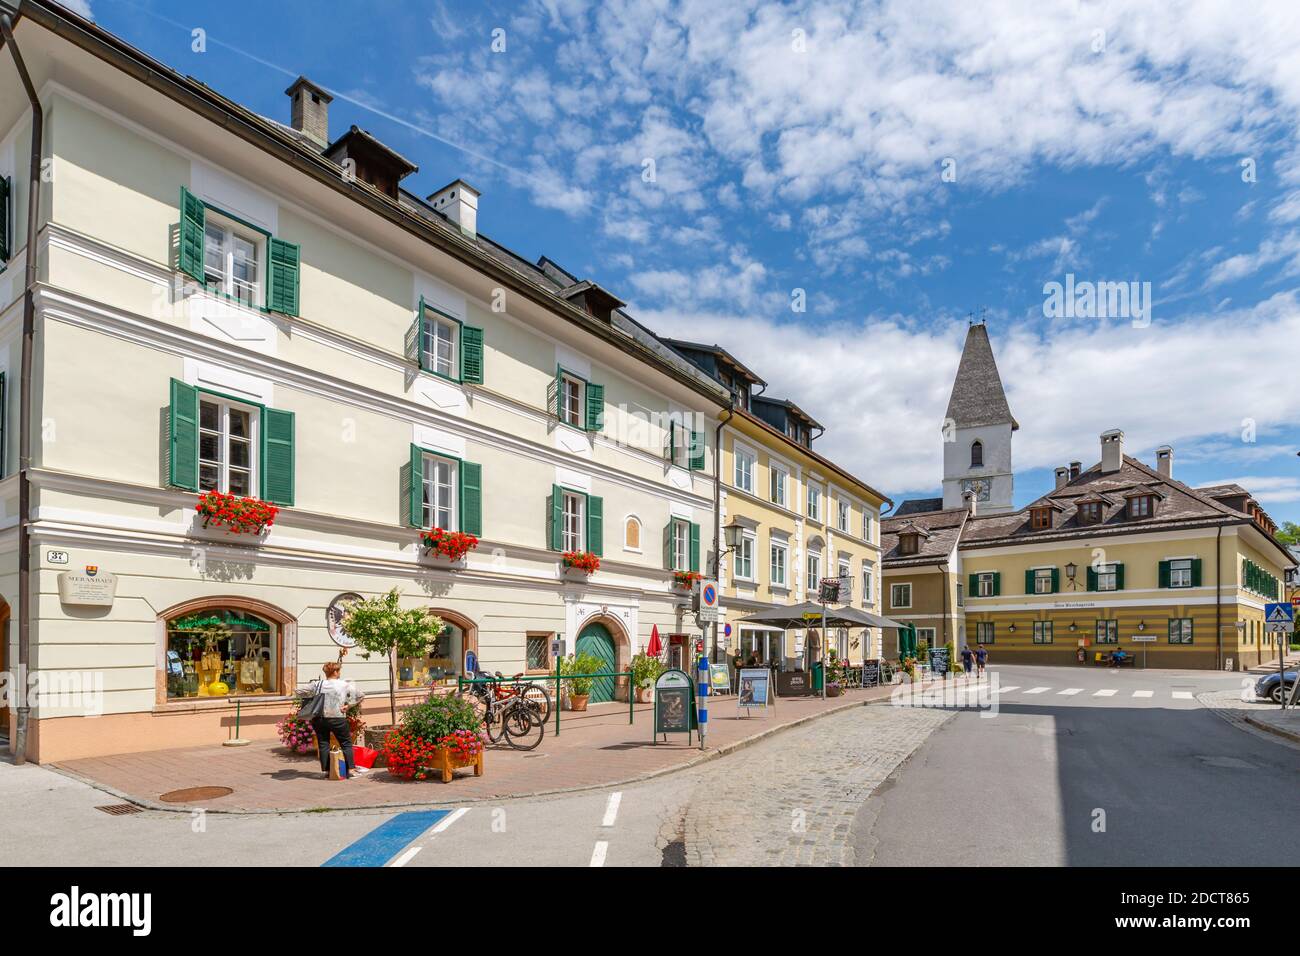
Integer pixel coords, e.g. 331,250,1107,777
667,422,677,463
178,187,206,282
461,325,484,384
168,378,199,491
689,522,701,573
585,382,605,432
1024,569,1035,595
1050,567,1060,593
968,574,978,597
267,237,301,316
1086,566,1097,591
1114,563,1124,591
1190,558,1202,587
1158,560,1170,589
459,460,482,536
690,430,705,471
549,484,563,551
0,175,10,262
586,494,603,556
992,571,1001,596
663,521,674,570
407,444,424,527
406,297,427,372
259,407,295,506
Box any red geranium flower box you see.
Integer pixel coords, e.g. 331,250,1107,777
196,490,278,535
673,570,703,590
562,550,600,575
420,528,479,562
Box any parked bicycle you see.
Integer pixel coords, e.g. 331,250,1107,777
490,670,553,724
461,674,545,751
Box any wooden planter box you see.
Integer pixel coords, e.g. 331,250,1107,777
431,747,484,784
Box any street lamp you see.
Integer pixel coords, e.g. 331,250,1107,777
1065,562,1078,590
723,520,745,553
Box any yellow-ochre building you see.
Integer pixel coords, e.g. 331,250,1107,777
664,341,891,672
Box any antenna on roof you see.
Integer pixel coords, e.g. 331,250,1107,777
979,306,988,325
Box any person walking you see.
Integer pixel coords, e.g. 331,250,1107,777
960,644,974,677
311,660,365,779
975,645,988,677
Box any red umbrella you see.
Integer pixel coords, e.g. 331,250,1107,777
647,624,663,658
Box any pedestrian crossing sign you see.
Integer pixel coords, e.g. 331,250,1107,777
1264,603,1294,633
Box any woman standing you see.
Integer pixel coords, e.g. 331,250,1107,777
313,660,365,778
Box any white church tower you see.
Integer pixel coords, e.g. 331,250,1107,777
941,323,1017,514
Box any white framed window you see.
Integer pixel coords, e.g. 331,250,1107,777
670,517,690,572
198,395,258,496
807,484,822,521
977,572,995,597
1168,618,1194,645
1169,558,1193,588
838,558,851,581
734,446,755,493
890,583,911,609
806,551,822,593
1033,621,1053,644
863,511,872,541
1095,563,1118,591
669,421,690,469
957,582,965,607
203,212,263,307
562,491,585,552
770,464,787,506
735,532,755,580
560,374,584,428
917,627,937,645
837,499,850,533
421,454,457,530
1033,568,1054,594
862,561,874,605
976,622,995,645
422,313,459,379
1095,620,1118,644
770,540,788,587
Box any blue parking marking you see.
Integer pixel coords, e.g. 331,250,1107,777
321,810,450,867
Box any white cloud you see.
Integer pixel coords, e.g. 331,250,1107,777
53,0,93,18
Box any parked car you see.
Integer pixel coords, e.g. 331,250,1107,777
1254,670,1298,704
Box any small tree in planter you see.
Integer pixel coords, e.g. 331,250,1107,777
825,648,845,697
630,652,664,702
341,588,444,733
560,652,604,711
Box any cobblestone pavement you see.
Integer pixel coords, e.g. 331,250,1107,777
656,703,953,866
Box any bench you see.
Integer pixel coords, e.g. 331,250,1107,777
1093,652,1136,667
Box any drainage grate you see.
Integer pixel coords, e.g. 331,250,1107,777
159,786,234,803
95,803,143,816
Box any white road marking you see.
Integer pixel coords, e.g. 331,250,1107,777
1133,690,1154,698
602,791,623,827
430,807,470,835
1093,689,1118,697
590,841,609,867
1023,687,1051,694
1172,691,1193,700
391,845,422,867
1058,688,1083,696
993,685,1020,694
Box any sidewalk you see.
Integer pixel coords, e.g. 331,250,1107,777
1198,688,1300,747
53,682,930,813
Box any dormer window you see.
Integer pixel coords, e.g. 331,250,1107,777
1078,502,1103,525
1128,494,1155,519
1031,507,1053,530
898,532,920,556
970,440,984,468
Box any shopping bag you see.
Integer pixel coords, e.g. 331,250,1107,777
328,737,348,780
352,746,378,770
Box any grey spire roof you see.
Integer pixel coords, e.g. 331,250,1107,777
944,323,1019,431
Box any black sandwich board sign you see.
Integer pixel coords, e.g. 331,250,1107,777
653,669,695,744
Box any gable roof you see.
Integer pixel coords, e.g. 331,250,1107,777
881,506,969,567
944,323,1019,431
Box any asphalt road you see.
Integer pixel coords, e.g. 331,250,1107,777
852,663,1300,866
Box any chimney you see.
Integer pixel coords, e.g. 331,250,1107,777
1069,461,1081,481
1100,429,1124,473
1155,444,1173,479
1054,466,1070,489
429,179,480,239
963,489,978,516
285,76,332,149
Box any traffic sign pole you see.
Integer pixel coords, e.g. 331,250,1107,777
1265,603,1294,710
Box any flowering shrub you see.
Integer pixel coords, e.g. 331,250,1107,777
438,729,485,761
276,713,316,754
419,528,479,561
196,491,278,535
562,550,601,574
380,727,486,780
672,570,702,590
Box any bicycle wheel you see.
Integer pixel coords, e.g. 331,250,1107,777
502,703,544,751
522,683,552,723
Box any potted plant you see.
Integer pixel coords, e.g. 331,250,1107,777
419,527,479,562
630,652,664,702
195,490,278,536
275,711,316,754
825,649,844,697
672,570,702,591
561,550,600,576
341,588,444,747
381,692,486,783
560,652,604,711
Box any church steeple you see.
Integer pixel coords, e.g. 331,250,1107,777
941,322,1016,513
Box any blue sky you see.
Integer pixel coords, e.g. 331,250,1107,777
76,0,1300,522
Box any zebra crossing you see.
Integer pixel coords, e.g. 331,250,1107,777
987,682,1193,702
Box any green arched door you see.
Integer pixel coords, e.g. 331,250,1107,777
576,622,617,703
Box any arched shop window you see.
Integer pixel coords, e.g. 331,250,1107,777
398,620,466,689
165,607,278,700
